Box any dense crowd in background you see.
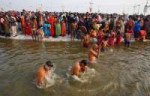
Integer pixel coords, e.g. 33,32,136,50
0,10,150,46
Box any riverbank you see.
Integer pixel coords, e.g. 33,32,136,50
0,35,80,42
0,35,150,43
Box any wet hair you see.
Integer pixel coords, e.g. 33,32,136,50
80,60,88,66
46,60,53,67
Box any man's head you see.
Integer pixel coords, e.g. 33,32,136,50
44,60,53,71
80,60,88,67
93,44,99,51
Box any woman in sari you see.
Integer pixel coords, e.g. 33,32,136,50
21,14,25,34
42,21,51,38
25,19,32,35
55,19,61,37
48,15,55,37
3,15,10,37
61,19,66,36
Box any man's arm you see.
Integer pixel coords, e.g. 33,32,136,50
91,49,98,57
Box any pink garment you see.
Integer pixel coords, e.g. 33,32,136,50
98,31,104,39
140,30,147,37
108,32,115,46
116,35,122,46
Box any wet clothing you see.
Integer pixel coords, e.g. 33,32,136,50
48,16,55,36
140,30,147,37
3,17,10,36
61,22,66,36
83,42,90,48
116,35,122,46
108,32,115,46
25,21,32,35
55,23,61,36
134,21,141,38
43,24,51,36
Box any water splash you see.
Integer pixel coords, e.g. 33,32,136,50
34,67,59,89
67,67,96,83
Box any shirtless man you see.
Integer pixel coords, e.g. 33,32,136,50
82,34,90,48
71,21,78,41
37,26,44,41
36,60,54,85
70,60,88,77
31,17,37,40
88,44,99,64
90,29,97,38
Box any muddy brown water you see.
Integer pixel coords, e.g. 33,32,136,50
0,38,150,96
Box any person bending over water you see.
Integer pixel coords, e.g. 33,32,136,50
70,60,88,77
88,44,99,64
36,60,54,85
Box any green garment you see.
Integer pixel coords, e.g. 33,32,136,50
55,23,61,36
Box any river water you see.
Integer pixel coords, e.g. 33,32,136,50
0,38,150,96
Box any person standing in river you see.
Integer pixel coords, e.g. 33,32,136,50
82,34,90,48
21,13,25,34
55,19,61,37
48,14,55,37
71,20,78,41
31,16,37,40
88,44,100,64
61,17,67,36
3,15,10,37
10,14,17,37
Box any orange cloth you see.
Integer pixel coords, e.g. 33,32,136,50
49,16,55,36
21,16,25,26
61,22,66,36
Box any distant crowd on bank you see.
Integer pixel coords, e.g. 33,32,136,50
0,10,150,43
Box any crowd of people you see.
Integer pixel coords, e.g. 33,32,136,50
0,10,150,42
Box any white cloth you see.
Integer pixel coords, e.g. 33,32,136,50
11,26,17,36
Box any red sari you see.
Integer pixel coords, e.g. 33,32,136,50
25,21,32,35
49,16,55,36
61,22,66,36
